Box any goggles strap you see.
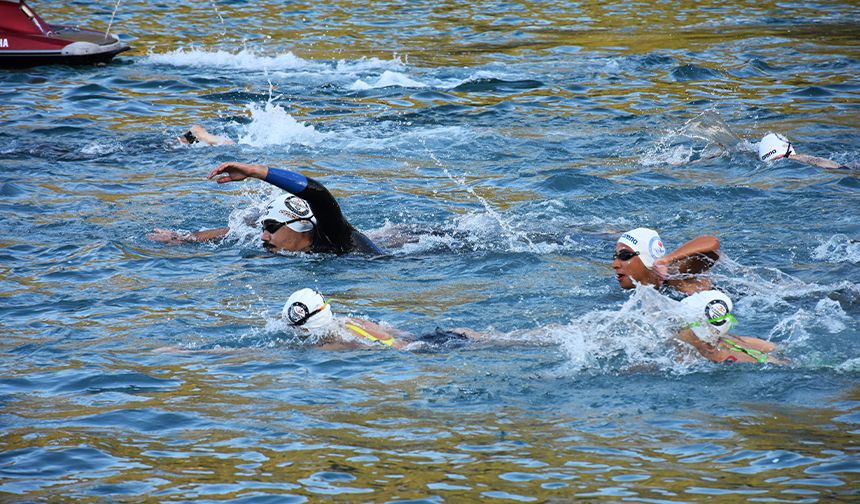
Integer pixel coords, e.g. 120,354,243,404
720,338,769,363
686,312,737,329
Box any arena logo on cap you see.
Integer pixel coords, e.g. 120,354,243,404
649,236,666,259
704,299,729,326
621,233,638,245
761,149,778,161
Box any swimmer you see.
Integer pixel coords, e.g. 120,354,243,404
612,229,782,363
149,161,383,255
613,227,719,296
758,132,851,170
282,288,478,351
176,124,234,147
674,290,783,364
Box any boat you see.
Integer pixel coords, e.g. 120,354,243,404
0,0,129,68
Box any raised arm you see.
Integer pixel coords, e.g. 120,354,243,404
653,235,720,279
209,162,354,252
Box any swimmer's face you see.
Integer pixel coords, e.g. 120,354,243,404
613,243,654,289
261,223,311,253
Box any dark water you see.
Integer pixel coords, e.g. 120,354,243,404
1,1,859,502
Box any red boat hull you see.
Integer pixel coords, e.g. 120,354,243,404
0,0,130,68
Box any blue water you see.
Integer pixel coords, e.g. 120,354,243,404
1,1,859,501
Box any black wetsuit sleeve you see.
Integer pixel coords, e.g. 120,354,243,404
296,177,353,254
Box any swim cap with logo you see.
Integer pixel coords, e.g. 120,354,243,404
758,133,796,162
283,288,334,329
678,290,735,342
260,194,316,233
617,227,667,269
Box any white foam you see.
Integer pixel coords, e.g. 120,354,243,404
144,48,319,71
223,186,279,247
144,48,409,83
766,297,850,346
714,255,859,313
349,70,428,90
812,234,860,264
552,286,693,373
236,101,329,147
81,140,124,156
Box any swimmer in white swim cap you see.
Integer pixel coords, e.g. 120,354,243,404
674,290,783,364
758,132,850,170
177,124,234,147
613,227,720,295
284,288,334,330
148,161,384,256
282,288,479,351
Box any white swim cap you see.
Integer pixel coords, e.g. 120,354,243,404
758,133,795,162
260,194,316,233
617,227,667,269
679,290,735,342
283,288,334,329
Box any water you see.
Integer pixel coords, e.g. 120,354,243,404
2,1,859,501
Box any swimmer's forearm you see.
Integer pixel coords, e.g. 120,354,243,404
789,153,843,170
265,167,309,194
190,227,230,242
666,235,720,262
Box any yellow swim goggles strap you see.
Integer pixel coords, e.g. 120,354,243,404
344,322,396,347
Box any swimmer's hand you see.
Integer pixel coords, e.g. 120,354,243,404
148,228,193,244
208,162,268,184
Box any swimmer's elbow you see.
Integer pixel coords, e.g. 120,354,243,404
705,235,720,252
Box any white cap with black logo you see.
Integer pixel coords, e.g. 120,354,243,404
260,194,316,233
283,288,334,329
679,290,735,342
758,133,796,162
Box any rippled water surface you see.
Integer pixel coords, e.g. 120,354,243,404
2,1,859,502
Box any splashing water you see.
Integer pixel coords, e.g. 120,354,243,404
641,109,746,166
210,1,226,35
349,70,429,91
419,138,540,253
812,234,860,264
552,285,690,373
237,101,329,147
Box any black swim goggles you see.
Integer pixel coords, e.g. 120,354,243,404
261,218,314,234
613,249,640,261
287,301,326,326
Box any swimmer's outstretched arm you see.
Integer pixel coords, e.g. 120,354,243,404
652,235,720,280
344,318,413,350
148,227,229,244
788,153,848,170
178,125,234,147
675,329,783,364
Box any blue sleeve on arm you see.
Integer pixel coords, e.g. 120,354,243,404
264,167,308,194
